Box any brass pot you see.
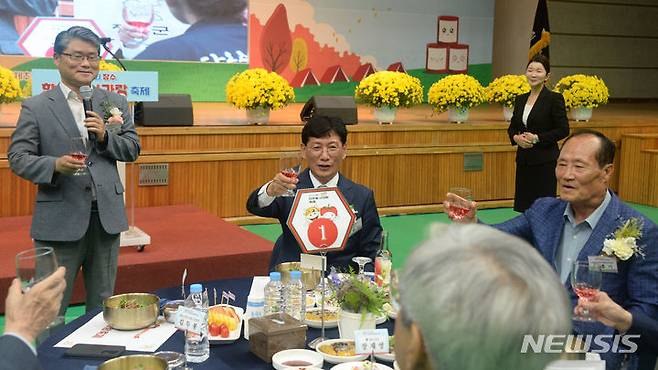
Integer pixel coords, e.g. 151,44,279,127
103,293,160,330
162,299,185,324
275,262,322,290
99,355,168,370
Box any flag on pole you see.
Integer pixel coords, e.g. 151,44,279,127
529,0,550,60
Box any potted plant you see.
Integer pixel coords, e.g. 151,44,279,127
225,68,295,124
554,74,609,122
0,65,22,109
485,74,530,121
331,272,387,339
354,71,423,124
428,74,486,123
99,59,123,71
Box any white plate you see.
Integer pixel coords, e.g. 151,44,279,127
383,303,397,320
374,352,395,363
316,339,368,364
330,361,394,370
304,308,339,329
272,349,324,370
207,304,244,344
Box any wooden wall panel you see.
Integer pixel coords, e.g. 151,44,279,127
556,0,658,6
548,0,658,98
3,113,658,219
648,152,658,206
618,134,658,206
551,35,658,68
0,166,35,217
550,1,658,37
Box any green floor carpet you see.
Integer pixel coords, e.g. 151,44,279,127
243,203,658,270
2,204,656,334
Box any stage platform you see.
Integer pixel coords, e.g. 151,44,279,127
2,102,658,222
0,205,273,312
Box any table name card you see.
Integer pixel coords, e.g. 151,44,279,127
354,328,390,355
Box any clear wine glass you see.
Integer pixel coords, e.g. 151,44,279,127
571,260,602,321
447,187,473,220
352,256,372,277
122,0,154,47
69,136,90,176
16,247,58,293
279,151,303,197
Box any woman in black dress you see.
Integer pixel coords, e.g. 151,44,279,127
508,54,569,212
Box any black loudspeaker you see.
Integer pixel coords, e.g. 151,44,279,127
300,96,358,124
134,94,194,126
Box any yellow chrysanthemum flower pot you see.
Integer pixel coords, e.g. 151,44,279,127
225,68,295,124
354,71,423,124
428,74,485,124
484,74,530,121
554,74,609,122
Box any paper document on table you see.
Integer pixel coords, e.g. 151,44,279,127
544,360,605,370
54,313,178,352
249,276,269,298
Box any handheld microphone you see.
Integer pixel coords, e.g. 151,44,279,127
79,85,95,141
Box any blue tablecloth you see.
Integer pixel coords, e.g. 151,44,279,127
37,277,395,370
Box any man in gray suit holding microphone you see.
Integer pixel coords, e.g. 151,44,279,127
8,26,140,315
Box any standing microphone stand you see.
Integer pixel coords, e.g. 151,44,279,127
101,40,128,72
101,39,151,252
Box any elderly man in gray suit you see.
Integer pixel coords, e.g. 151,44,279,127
7,26,140,315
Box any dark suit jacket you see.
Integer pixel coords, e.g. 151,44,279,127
247,169,383,271
0,335,41,370
507,87,569,165
8,87,140,241
493,191,658,370
629,310,658,370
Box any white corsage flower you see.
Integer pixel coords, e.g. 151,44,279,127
602,218,644,261
602,237,637,261
109,106,122,117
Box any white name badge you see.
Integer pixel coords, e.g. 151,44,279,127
588,256,618,273
175,306,206,335
354,328,390,355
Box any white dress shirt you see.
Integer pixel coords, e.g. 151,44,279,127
257,172,340,208
59,83,88,139
522,104,533,126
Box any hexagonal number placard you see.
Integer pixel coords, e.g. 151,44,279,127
287,187,355,254
18,17,107,57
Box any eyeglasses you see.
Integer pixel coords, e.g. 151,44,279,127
59,53,100,63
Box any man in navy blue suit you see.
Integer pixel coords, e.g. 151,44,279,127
247,115,382,271
0,266,66,370
446,129,658,370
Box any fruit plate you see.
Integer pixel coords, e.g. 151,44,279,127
208,304,244,344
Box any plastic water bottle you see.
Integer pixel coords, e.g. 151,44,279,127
184,283,209,363
375,230,393,288
243,294,265,340
264,272,283,315
284,270,306,321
